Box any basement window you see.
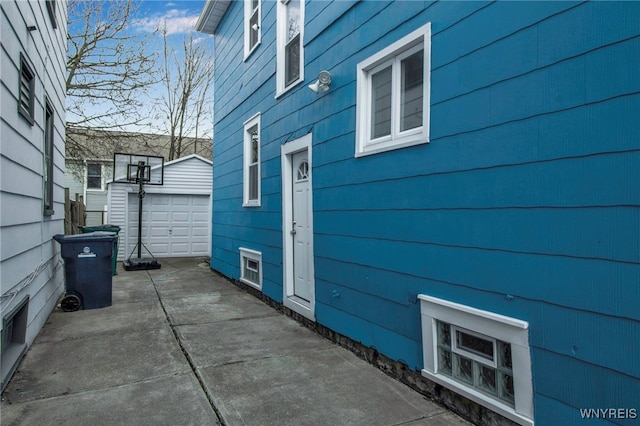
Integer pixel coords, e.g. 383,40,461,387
239,247,262,290
419,294,534,426
1,296,29,391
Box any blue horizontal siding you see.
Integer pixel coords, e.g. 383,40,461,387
314,234,640,319
534,394,615,426
533,349,640,416
315,151,640,210
210,1,640,422
315,207,639,263
316,302,423,369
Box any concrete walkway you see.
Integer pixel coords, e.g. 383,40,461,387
1,257,470,426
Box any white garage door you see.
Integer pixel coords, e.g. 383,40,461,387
127,193,210,257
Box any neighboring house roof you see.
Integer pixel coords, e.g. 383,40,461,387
65,127,212,162
195,0,231,34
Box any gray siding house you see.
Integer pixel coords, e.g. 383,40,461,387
1,0,68,390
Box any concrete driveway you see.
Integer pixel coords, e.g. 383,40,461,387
1,257,470,426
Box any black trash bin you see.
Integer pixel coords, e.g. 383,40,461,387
80,225,121,276
53,232,117,312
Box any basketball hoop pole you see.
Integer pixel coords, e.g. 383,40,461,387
137,161,145,259
113,152,163,271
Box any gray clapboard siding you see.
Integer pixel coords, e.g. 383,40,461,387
0,0,67,390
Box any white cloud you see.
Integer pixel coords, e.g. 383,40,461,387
133,9,199,35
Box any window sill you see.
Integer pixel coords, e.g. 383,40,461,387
43,209,55,217
242,201,261,208
421,370,534,426
244,43,261,62
239,277,261,290
355,137,429,158
275,78,303,99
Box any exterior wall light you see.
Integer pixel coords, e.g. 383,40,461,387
308,71,331,93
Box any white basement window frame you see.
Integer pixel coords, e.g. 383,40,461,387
239,247,262,290
244,0,261,60
243,113,261,207
419,294,534,426
276,0,304,97
355,22,431,157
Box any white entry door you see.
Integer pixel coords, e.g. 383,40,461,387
292,150,312,302
282,134,315,320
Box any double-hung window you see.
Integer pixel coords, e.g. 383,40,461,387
243,113,261,207
87,163,102,190
277,0,304,95
244,0,261,59
43,99,55,215
18,54,35,125
356,23,431,157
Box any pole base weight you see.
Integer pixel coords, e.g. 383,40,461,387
123,258,161,271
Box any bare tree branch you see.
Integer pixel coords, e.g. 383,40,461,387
66,0,158,158
155,27,214,161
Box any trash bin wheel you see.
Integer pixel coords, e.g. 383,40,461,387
61,294,82,312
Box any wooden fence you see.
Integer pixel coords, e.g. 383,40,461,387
64,188,86,234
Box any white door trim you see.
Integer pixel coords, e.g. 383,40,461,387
281,133,315,320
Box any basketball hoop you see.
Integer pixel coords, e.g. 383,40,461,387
112,153,165,271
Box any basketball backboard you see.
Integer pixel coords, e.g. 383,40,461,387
113,153,164,185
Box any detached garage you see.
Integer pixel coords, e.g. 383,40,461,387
107,154,212,261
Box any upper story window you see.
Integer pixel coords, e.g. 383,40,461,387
243,113,261,207
356,23,431,157
87,163,103,190
244,0,261,59
277,0,304,96
46,0,58,29
44,99,55,215
18,54,35,126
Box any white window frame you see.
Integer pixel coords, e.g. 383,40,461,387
86,162,103,191
276,0,304,97
243,113,261,207
419,294,534,426
244,0,261,60
451,325,499,368
355,22,431,157
239,247,262,290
